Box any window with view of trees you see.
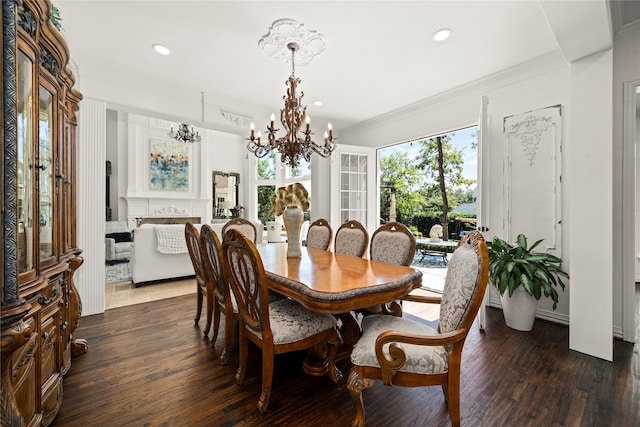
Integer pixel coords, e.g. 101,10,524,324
379,126,477,240
257,153,276,222
255,153,312,223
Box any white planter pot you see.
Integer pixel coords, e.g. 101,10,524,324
500,288,538,331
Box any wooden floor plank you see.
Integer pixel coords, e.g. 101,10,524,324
52,293,639,427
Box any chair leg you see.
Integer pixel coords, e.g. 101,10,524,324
347,368,375,427
194,289,203,325
235,329,248,385
220,313,233,365
203,292,213,337
257,351,274,414
447,373,461,427
211,304,221,346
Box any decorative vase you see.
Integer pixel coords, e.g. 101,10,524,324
282,206,303,258
500,288,538,331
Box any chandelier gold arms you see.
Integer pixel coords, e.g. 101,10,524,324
246,42,335,167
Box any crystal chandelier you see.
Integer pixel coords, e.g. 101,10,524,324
247,42,335,167
168,123,201,143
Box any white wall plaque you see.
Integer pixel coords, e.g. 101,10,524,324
503,105,562,255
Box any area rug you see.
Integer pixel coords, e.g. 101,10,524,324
105,261,132,284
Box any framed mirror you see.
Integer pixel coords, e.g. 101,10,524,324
212,171,240,218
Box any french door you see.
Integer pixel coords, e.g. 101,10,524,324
330,144,377,237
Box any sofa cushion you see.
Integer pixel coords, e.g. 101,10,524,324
114,242,133,253
106,232,133,243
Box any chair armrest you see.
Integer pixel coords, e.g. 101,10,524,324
374,328,468,384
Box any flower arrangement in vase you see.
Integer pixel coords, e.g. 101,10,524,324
273,183,309,257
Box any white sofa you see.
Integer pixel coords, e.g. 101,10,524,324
105,220,133,263
129,222,263,286
130,224,202,286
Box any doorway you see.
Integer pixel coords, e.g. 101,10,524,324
377,125,479,293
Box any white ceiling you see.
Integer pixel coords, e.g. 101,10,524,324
54,1,628,130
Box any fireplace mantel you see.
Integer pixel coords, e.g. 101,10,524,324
125,197,209,229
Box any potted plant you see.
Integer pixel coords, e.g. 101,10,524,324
487,234,569,331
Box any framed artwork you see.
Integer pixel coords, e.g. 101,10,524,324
149,138,189,191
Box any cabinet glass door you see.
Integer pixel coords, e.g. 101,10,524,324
39,86,54,262
17,51,35,274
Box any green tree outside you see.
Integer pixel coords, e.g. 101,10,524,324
379,129,477,239
379,151,425,224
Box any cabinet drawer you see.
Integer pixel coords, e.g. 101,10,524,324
39,277,62,315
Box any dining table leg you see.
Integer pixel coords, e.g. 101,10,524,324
302,331,343,383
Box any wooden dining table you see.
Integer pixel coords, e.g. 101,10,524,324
258,243,423,314
257,243,423,379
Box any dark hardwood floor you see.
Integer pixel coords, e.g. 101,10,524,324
53,293,639,427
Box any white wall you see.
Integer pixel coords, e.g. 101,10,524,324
568,49,613,361
338,51,573,321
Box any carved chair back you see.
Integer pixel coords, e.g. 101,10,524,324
306,218,333,251
369,222,416,266
186,222,213,337
334,220,369,258
222,229,270,340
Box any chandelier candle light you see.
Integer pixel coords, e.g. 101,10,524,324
168,123,201,143
247,42,335,167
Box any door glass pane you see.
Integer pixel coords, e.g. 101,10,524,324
358,155,367,172
39,86,54,261
339,152,368,228
17,51,34,273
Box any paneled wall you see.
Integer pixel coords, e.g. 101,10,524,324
77,98,107,315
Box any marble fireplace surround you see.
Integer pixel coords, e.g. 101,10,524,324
125,197,209,229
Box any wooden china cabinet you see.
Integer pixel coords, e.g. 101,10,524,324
1,1,86,425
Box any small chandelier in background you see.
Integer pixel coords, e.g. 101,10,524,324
168,123,201,143
247,32,335,167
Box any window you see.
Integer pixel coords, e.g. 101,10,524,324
255,153,313,223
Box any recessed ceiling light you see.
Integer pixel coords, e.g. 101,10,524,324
433,28,452,42
313,100,324,106
152,44,171,55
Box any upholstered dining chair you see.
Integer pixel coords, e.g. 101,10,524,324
334,220,369,258
364,222,417,316
222,217,258,243
306,218,333,250
347,231,489,427
200,224,238,364
222,229,342,414
370,221,416,267
185,222,211,337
